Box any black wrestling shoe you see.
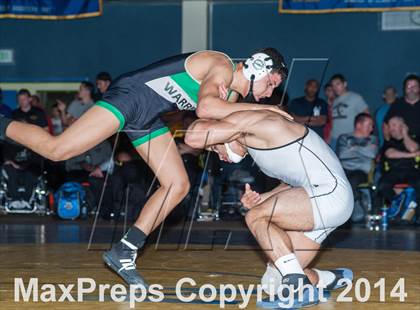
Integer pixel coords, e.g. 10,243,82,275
103,242,148,288
0,115,12,141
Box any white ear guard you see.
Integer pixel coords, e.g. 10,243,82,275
243,52,274,81
224,143,246,163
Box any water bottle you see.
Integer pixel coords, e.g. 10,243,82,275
81,203,88,219
381,207,388,231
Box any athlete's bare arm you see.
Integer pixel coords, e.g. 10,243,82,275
184,110,269,149
188,52,290,120
185,110,305,151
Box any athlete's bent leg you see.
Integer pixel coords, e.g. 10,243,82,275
245,187,314,263
261,231,320,294
246,187,319,307
103,131,190,287
5,106,119,161
134,131,190,234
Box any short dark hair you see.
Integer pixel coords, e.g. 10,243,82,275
256,47,288,80
324,83,332,90
305,79,319,87
354,112,372,127
383,85,396,94
96,71,112,82
17,89,31,97
403,74,420,91
80,81,94,96
330,74,346,83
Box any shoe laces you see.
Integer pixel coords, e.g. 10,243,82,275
118,249,137,272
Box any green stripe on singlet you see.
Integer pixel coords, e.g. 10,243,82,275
170,60,237,105
170,71,200,105
131,127,170,147
95,100,125,131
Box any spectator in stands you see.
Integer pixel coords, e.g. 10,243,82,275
288,79,328,138
49,104,64,136
385,74,420,143
376,116,420,214
0,88,12,118
30,94,55,133
323,83,335,144
337,113,377,200
330,74,369,151
56,81,95,127
30,95,45,110
65,140,114,215
376,86,397,147
5,89,47,181
12,89,48,130
94,72,112,101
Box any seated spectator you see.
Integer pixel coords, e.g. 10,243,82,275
330,74,369,151
323,83,335,144
49,104,64,136
385,74,420,143
94,72,112,101
3,90,47,193
12,89,48,130
376,116,420,215
64,140,114,215
56,81,95,127
288,79,328,137
337,113,377,200
376,86,397,147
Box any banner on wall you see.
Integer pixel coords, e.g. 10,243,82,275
279,0,420,14
0,0,102,19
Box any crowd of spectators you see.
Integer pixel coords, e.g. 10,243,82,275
0,71,419,225
287,73,419,225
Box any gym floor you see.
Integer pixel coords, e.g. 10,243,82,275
0,216,419,309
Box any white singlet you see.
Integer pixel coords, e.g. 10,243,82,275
247,127,354,243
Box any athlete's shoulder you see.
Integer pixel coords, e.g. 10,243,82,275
190,50,234,70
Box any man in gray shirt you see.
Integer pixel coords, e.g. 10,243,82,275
330,74,369,151
57,81,95,127
337,113,377,202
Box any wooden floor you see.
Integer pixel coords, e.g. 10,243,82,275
0,244,419,309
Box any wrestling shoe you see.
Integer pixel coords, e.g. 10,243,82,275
103,241,148,288
322,268,353,291
257,274,322,309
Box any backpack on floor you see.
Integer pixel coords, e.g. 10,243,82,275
388,187,417,222
55,182,86,220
